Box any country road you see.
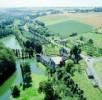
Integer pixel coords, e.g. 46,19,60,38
82,55,102,90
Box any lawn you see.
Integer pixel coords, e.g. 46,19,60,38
14,73,47,100
43,43,60,56
47,20,93,38
11,59,47,100
72,60,102,100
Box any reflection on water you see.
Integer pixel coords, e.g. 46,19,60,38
0,73,16,100
0,60,23,100
0,59,46,100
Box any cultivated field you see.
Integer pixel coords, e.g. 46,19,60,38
38,13,102,27
47,20,92,37
37,13,102,37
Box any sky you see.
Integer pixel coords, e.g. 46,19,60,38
0,0,102,8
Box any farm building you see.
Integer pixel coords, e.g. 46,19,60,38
36,54,63,69
36,54,56,69
59,47,69,59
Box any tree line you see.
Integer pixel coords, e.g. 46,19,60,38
0,43,16,86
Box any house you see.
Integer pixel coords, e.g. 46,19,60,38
51,56,62,65
36,54,56,70
59,47,69,59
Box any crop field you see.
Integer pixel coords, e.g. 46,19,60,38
47,20,93,37
38,13,102,27
37,13,102,37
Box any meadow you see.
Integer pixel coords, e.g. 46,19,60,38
73,60,102,100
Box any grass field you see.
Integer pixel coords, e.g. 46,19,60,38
65,32,102,48
37,13,102,37
37,13,102,27
14,73,47,100
72,60,102,100
78,32,102,48
47,20,93,37
43,43,60,55
11,60,47,100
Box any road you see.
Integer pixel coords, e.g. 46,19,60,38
82,55,102,90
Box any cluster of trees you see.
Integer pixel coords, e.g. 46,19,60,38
0,19,14,38
0,26,14,38
13,49,34,59
20,62,32,89
82,39,102,57
24,40,43,54
38,80,61,100
39,59,86,100
29,20,52,38
70,45,82,63
0,43,16,86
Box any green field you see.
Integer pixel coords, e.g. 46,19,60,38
37,15,93,38
72,60,102,100
78,32,102,48
47,20,93,37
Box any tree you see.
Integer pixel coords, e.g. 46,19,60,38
25,40,31,49
80,36,84,41
38,80,61,100
11,85,20,98
65,60,74,74
0,43,16,86
70,45,81,63
35,42,43,54
88,39,94,44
